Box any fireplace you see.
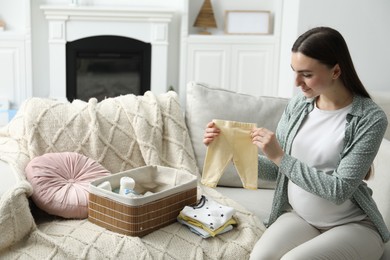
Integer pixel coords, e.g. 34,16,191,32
41,5,173,102
66,35,151,102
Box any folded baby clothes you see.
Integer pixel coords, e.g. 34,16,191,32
178,195,237,237
177,218,233,239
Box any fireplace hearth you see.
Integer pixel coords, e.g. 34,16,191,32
66,35,151,102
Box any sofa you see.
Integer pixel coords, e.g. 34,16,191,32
0,81,389,259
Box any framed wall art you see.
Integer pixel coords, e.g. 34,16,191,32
224,10,271,35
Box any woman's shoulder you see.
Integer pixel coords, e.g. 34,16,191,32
351,95,388,130
352,95,387,119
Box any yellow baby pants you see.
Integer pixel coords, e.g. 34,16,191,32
201,119,258,190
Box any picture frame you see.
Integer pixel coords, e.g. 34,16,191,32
224,10,271,35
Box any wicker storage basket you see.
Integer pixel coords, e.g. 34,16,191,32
88,165,198,236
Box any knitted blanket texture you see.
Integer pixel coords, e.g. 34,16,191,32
0,91,264,259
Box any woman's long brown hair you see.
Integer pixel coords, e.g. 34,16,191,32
291,27,371,98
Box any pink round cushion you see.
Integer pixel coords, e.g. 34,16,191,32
25,152,110,219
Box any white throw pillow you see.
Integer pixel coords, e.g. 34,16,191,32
185,81,289,189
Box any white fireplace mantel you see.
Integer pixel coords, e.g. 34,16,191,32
40,5,174,101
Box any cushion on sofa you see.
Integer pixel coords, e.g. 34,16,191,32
369,138,390,228
185,81,289,188
25,152,111,218
371,91,390,140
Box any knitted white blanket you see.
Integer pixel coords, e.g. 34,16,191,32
0,91,264,259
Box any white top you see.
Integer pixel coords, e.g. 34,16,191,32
288,102,366,228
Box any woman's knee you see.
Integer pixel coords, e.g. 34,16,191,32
249,212,320,260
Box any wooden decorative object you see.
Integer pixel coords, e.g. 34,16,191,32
0,20,5,31
193,0,217,35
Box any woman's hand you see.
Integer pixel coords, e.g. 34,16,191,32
251,127,284,166
203,121,220,145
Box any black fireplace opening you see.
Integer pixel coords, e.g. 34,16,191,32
66,35,151,102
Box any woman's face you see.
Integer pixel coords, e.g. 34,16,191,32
291,52,338,98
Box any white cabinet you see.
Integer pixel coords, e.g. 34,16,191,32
0,36,31,108
0,0,32,109
185,35,279,97
187,42,231,91
177,0,284,106
230,43,276,96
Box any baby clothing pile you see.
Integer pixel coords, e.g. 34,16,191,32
177,195,237,238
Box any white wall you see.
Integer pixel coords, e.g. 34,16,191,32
278,0,390,97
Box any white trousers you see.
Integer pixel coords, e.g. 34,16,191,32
250,212,384,260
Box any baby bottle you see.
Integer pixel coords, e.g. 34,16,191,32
119,177,139,197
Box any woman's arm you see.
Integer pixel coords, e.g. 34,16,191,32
254,95,298,182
